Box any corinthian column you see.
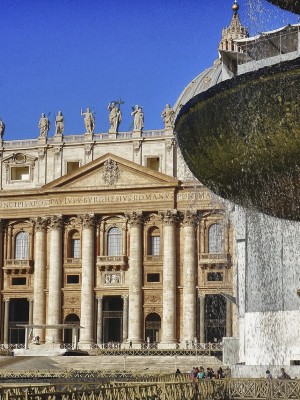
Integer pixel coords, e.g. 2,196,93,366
46,215,63,344
161,210,177,345
96,296,103,345
182,211,198,343
127,212,143,344
33,217,47,342
79,214,95,346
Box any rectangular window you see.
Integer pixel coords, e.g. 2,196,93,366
146,157,160,171
11,166,30,181
66,275,80,284
207,272,223,281
67,161,80,174
151,236,160,256
147,273,160,283
71,239,80,258
11,277,26,285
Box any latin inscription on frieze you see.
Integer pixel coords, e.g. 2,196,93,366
0,192,174,210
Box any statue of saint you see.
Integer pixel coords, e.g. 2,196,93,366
0,119,5,139
55,111,64,136
108,102,122,133
38,113,50,138
131,105,144,131
81,107,95,134
161,104,175,129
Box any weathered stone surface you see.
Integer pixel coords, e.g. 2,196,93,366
175,57,300,220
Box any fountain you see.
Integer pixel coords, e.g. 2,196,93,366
175,0,300,376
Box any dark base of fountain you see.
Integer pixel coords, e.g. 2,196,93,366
266,0,300,14
175,57,300,220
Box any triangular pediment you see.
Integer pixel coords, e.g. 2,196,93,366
3,152,37,165
43,153,178,191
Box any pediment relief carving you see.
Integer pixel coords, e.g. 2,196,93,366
43,154,178,190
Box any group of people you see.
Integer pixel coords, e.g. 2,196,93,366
266,368,291,380
189,366,225,380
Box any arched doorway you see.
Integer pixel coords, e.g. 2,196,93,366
103,296,123,344
145,313,161,343
205,294,226,342
64,313,80,345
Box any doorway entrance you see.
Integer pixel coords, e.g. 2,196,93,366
145,313,161,343
9,298,29,344
64,313,80,345
103,296,123,344
204,294,226,343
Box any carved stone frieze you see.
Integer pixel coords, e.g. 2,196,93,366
102,158,120,185
63,309,80,318
144,295,162,304
66,216,81,229
144,307,162,315
64,296,80,305
144,213,162,225
48,215,63,230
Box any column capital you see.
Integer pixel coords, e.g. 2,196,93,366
121,294,129,301
97,295,103,301
32,216,48,231
127,211,143,226
160,210,178,226
182,210,198,227
49,215,63,230
197,290,205,299
80,213,95,229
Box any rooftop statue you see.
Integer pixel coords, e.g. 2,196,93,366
38,113,50,138
108,101,122,133
161,104,175,130
131,105,144,131
55,111,64,136
0,119,5,139
81,107,95,134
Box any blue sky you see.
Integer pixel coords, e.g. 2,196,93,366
1,0,297,140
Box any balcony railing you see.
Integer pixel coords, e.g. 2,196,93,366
97,255,128,271
64,258,82,265
4,259,33,274
198,253,231,268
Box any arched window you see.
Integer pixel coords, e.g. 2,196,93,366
70,231,80,258
15,231,29,259
148,227,160,256
208,223,223,254
107,227,122,256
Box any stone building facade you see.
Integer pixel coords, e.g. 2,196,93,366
0,125,235,348
0,3,249,350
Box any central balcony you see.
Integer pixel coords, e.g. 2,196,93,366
4,259,34,274
97,255,128,271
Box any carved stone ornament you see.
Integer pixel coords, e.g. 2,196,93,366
33,216,48,231
65,297,80,305
182,210,198,227
38,148,46,160
53,146,62,159
165,138,175,152
49,215,63,230
127,211,143,226
161,210,178,225
145,295,162,304
133,140,142,154
80,213,95,229
84,143,94,157
104,273,121,285
102,158,120,185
